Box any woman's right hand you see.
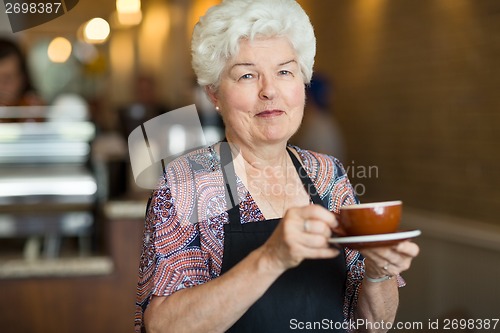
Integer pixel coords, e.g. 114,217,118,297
260,204,341,272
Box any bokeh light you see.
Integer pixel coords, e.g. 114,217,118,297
83,18,111,44
47,37,72,63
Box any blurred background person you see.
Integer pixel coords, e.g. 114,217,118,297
117,73,169,140
0,37,44,108
291,73,345,162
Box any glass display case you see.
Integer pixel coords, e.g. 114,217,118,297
0,105,97,259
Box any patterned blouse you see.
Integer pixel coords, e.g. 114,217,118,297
135,143,370,332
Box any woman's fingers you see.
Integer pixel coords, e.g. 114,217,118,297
395,240,420,257
283,205,340,257
263,205,341,269
312,206,338,230
287,205,338,231
283,205,337,247
301,219,333,238
301,246,340,259
360,241,420,277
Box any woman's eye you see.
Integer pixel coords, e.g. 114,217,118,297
240,73,254,80
279,70,292,76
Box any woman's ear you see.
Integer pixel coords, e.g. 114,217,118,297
204,85,220,112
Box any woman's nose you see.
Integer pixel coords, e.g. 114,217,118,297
258,76,277,100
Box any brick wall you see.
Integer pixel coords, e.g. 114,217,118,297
303,0,500,225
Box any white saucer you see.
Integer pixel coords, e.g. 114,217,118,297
328,230,421,248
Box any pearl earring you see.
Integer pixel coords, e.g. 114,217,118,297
215,106,220,111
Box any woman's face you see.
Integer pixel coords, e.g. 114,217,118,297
209,37,305,147
0,54,24,106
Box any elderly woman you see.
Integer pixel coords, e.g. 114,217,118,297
135,0,419,332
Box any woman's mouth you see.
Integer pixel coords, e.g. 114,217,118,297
256,109,285,118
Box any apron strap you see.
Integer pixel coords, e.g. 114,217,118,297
220,140,242,231
286,147,324,206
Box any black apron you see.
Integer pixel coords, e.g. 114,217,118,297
219,142,347,333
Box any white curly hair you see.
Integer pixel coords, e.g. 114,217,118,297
191,0,316,89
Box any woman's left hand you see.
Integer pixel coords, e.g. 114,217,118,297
359,241,420,279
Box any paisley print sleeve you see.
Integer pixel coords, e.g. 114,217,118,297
135,167,212,332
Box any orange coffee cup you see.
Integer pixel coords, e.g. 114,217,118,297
337,200,402,236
